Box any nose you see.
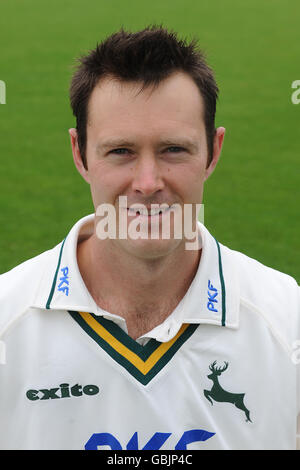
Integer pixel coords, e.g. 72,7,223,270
131,153,164,197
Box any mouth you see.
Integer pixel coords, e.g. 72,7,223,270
126,205,175,218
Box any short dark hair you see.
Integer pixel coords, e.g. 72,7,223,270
69,25,219,169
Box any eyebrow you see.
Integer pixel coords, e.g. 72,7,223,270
96,138,199,153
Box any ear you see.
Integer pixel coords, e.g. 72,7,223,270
69,128,90,184
204,127,225,181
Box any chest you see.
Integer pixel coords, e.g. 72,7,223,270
0,309,297,450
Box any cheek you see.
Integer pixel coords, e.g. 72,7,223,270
88,162,131,206
170,164,206,203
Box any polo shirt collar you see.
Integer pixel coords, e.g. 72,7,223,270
32,214,239,342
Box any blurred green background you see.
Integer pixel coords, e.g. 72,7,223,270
0,0,299,281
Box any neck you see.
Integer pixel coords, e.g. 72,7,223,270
77,233,201,339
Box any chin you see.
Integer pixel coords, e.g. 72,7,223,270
118,237,183,260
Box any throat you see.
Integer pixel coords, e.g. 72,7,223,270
96,296,180,341
124,304,178,340
77,234,201,341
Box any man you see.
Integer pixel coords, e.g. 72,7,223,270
0,26,299,450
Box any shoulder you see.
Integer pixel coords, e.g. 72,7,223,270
222,243,299,303
0,244,61,331
220,242,300,345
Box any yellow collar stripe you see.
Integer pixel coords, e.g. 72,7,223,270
78,311,189,375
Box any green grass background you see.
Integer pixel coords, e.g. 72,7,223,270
0,0,299,282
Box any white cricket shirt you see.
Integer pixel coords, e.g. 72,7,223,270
0,214,299,450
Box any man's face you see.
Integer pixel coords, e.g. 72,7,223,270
70,72,224,259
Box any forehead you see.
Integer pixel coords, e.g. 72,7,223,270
87,72,205,137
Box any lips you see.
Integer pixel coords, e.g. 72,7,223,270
127,205,175,217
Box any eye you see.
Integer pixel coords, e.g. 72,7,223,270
109,148,131,155
165,146,186,153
